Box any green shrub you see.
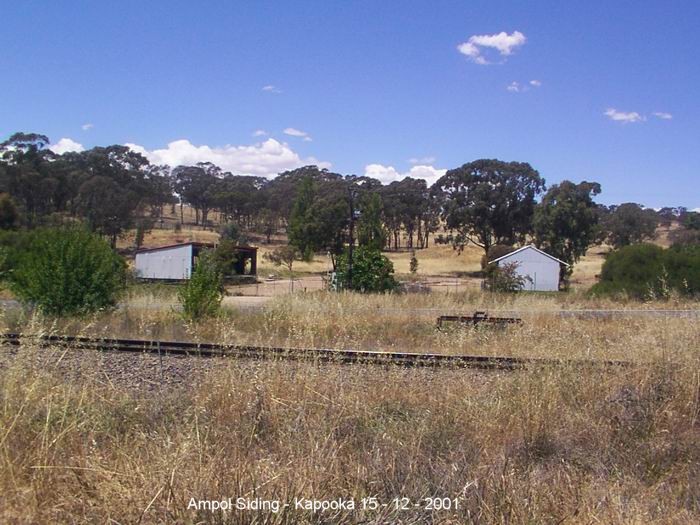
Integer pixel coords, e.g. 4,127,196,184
590,243,700,299
484,261,532,293
10,227,126,315
409,250,418,274
0,193,20,230
211,239,239,278
664,244,700,295
0,246,7,281
178,250,223,320
134,218,153,249
335,246,397,293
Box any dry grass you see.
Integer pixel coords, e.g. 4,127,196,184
126,223,608,293
6,290,697,361
1,330,698,523
2,249,699,522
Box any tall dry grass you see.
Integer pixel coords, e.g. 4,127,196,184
1,291,698,523
3,290,697,361
0,340,698,523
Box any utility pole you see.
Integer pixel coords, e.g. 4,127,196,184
347,186,357,290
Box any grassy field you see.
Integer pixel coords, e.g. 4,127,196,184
122,219,608,292
1,294,698,523
118,206,608,288
4,289,699,359
3,214,697,523
117,205,683,290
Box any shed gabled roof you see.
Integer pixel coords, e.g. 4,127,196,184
135,242,215,254
135,242,259,255
489,244,569,266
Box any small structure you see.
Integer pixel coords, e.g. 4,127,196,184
437,311,522,329
489,245,568,292
135,242,258,280
228,245,258,276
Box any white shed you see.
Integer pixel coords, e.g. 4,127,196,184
489,245,568,292
134,242,213,280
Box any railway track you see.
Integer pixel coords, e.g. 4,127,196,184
0,333,631,371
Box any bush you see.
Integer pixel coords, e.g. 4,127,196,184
0,246,7,281
178,250,223,320
211,239,239,278
0,193,20,229
409,251,418,274
335,246,397,293
590,243,700,299
263,245,299,273
484,261,532,292
0,230,30,278
134,218,153,249
664,244,700,295
10,227,126,315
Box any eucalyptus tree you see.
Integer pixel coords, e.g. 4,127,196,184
432,159,546,255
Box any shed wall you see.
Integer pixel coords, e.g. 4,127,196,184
496,248,561,291
135,245,193,280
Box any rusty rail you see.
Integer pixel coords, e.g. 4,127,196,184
0,332,631,371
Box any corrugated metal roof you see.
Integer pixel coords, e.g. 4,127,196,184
135,242,258,254
134,242,214,254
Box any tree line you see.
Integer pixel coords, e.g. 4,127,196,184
2,131,698,273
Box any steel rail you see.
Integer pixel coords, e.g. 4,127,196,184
0,333,633,371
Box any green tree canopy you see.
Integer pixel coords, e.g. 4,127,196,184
534,180,602,281
288,176,318,260
288,175,350,263
357,192,386,250
432,159,546,255
600,203,658,249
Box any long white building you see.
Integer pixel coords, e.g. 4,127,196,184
134,242,213,280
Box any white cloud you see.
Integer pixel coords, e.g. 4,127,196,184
50,137,85,154
507,79,541,93
408,156,436,165
81,123,94,131
283,127,312,140
252,129,268,137
364,163,447,186
604,108,645,123
262,85,282,93
507,81,521,92
125,138,330,178
653,112,673,120
457,30,526,64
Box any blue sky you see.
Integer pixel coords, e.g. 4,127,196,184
1,0,698,208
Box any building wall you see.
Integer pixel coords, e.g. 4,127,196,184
135,244,193,280
496,248,561,291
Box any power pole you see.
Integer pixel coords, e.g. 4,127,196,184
347,186,357,290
